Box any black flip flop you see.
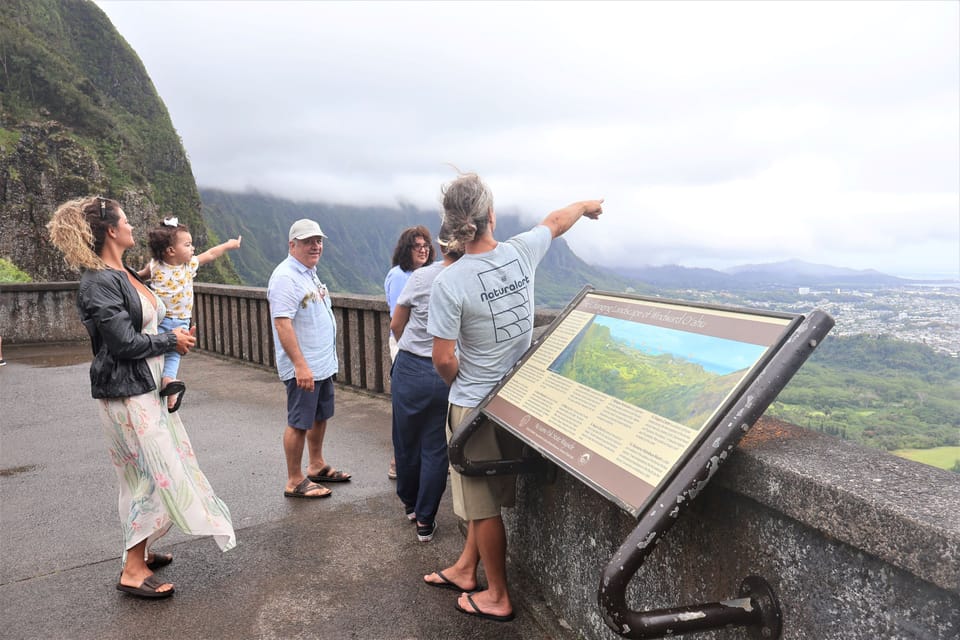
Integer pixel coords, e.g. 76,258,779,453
423,570,480,593
307,464,351,483
146,552,173,570
159,381,186,413
283,477,332,499
116,574,175,599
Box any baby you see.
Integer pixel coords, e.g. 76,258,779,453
139,217,241,411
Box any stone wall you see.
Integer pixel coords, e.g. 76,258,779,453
507,419,959,639
0,281,393,395
0,282,85,343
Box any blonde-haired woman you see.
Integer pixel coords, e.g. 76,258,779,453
47,196,235,599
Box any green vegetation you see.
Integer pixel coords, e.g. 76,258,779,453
0,257,31,282
891,446,960,472
1,1,173,186
551,322,742,429
766,334,959,462
0,127,21,150
538,320,959,471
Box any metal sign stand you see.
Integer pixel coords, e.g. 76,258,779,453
448,295,834,639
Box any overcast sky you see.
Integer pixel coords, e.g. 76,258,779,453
94,0,959,279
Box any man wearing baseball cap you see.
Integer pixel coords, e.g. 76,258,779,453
267,219,352,499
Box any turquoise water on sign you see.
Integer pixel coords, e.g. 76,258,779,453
594,316,768,375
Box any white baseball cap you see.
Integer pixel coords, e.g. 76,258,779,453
288,219,327,241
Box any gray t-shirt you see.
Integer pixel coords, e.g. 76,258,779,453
428,225,551,407
396,261,444,358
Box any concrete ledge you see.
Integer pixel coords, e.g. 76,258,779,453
1,282,395,395
193,282,268,299
507,418,960,639
724,418,960,593
0,281,85,343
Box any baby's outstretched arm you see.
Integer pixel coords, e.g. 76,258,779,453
136,263,151,280
197,235,242,266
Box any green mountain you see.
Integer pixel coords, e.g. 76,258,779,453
767,334,960,452
0,0,238,283
200,187,644,308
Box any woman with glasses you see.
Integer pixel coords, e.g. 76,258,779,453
46,196,236,599
389,221,463,541
384,225,436,478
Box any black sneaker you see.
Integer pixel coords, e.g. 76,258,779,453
416,521,437,542
404,506,416,522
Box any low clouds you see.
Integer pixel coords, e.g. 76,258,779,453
96,0,958,277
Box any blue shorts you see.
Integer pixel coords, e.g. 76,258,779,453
283,376,336,430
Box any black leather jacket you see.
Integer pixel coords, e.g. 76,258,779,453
77,266,178,399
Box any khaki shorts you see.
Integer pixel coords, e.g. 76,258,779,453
447,403,521,521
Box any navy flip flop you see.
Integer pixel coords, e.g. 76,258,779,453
307,464,351,483
423,570,481,593
454,593,515,623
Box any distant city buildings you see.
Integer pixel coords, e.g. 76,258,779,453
782,285,959,357
681,284,960,358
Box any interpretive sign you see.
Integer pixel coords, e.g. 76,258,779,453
477,289,800,517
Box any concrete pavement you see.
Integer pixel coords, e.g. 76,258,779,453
0,342,573,640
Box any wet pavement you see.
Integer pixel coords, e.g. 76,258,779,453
0,342,573,640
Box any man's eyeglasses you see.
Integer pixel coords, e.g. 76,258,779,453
412,243,430,251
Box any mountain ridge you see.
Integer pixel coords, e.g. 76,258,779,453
200,187,943,302
610,259,937,290
725,258,889,278
0,0,238,283
199,187,642,308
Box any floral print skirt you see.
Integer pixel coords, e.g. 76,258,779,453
96,306,235,564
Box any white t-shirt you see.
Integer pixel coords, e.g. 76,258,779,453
396,261,445,358
428,225,551,407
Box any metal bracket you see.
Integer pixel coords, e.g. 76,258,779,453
447,406,545,477
599,575,781,639
739,576,783,639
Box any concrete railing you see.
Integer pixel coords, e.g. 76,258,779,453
2,281,958,639
190,283,393,394
0,281,83,344
0,281,394,395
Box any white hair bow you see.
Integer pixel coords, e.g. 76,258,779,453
163,217,179,227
